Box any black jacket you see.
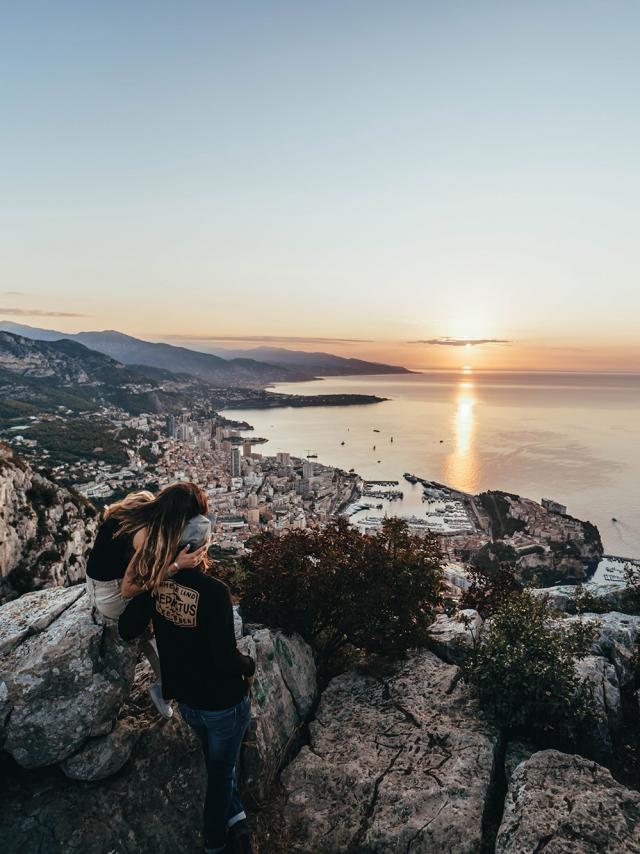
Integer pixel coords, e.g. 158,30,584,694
118,569,255,711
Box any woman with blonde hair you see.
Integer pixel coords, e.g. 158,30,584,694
86,489,205,719
119,482,255,854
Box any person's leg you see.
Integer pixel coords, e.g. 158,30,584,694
139,635,173,719
201,696,251,853
226,695,252,829
87,578,127,621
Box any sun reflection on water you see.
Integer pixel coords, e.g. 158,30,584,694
443,379,479,492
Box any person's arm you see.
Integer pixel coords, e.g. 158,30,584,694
207,585,255,679
118,592,154,641
120,529,209,600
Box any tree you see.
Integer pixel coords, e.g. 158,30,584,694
462,590,598,747
242,517,444,680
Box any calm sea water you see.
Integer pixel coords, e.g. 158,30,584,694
223,371,640,557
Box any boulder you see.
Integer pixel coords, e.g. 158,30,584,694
504,740,537,781
0,587,136,768
564,611,640,689
281,649,498,853
239,626,316,802
426,609,482,665
495,749,640,853
59,718,142,781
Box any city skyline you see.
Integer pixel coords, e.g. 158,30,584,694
3,2,640,372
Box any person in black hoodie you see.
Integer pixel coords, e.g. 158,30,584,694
117,482,255,854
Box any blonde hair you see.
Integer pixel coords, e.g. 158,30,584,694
104,490,155,520
113,482,210,593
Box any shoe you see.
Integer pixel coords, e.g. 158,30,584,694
227,819,252,854
148,683,173,720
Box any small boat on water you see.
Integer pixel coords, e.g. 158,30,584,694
390,436,393,443
373,429,380,433
341,441,345,445
373,445,376,451
612,517,618,522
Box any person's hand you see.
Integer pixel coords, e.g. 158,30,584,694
174,542,208,571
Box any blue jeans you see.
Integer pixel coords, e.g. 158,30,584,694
179,694,252,851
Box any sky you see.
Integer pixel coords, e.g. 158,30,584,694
2,1,639,372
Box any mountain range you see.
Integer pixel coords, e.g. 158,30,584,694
0,322,410,385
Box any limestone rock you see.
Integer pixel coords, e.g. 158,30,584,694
495,749,640,853
239,626,317,802
426,608,482,665
0,584,85,654
59,718,142,781
575,654,622,760
0,588,136,767
281,649,497,853
564,610,640,689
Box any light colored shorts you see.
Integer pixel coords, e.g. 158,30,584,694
85,575,128,620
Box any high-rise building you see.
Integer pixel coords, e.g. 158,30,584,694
243,440,252,457
276,452,291,466
302,460,315,479
230,446,242,478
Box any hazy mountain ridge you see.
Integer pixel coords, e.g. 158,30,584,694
0,322,411,382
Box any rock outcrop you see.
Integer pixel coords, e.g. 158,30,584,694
495,749,640,853
574,655,622,760
281,649,498,853
0,444,96,600
239,626,317,802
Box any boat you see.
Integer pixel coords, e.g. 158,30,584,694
373,445,376,451
341,441,345,446
612,517,618,522
373,429,380,433
390,436,393,443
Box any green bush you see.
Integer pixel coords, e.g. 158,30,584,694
242,517,444,680
463,590,599,746
460,562,523,618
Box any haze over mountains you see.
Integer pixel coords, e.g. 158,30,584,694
0,322,410,386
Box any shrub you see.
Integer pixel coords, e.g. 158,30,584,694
242,517,444,679
463,590,599,746
460,562,523,618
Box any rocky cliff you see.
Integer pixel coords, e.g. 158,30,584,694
0,444,97,601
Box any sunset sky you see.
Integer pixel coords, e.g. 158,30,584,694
2,2,639,372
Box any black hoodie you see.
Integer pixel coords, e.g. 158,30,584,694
118,569,255,711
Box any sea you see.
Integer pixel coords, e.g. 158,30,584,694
222,371,640,561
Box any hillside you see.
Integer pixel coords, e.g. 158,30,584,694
0,330,212,419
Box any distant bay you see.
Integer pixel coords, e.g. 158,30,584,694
223,371,640,557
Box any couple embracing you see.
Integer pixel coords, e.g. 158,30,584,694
86,482,254,854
